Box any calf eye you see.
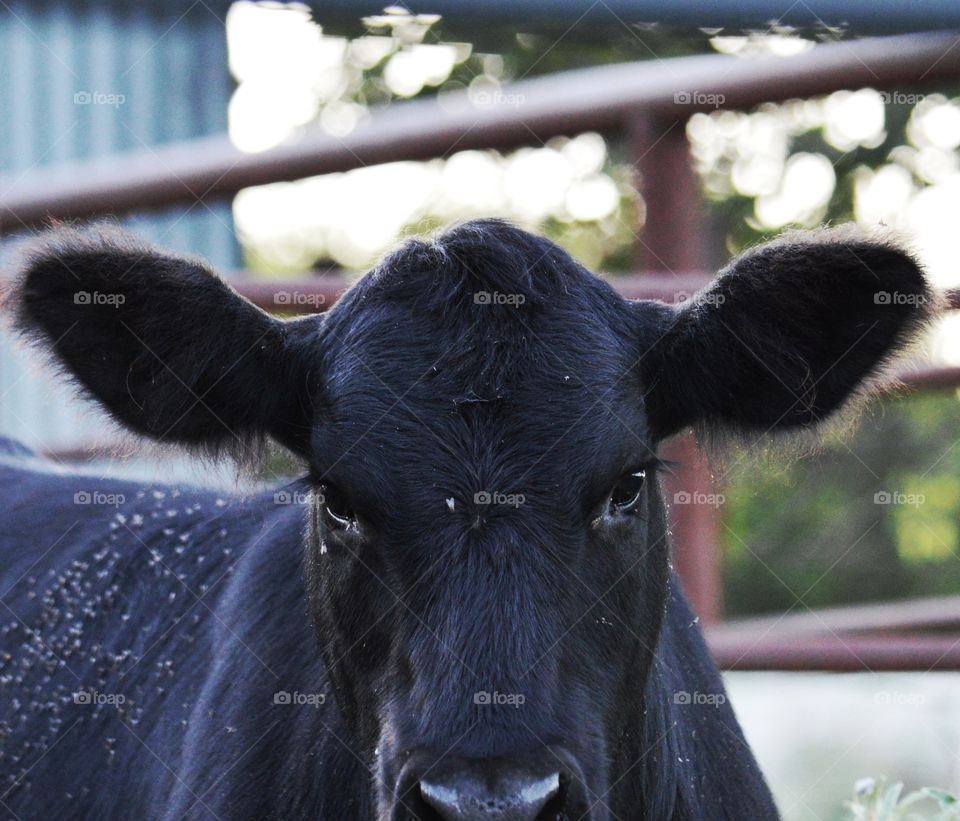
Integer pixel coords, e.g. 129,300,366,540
320,484,357,530
608,470,647,515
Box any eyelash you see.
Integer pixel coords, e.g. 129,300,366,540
603,458,669,519
608,471,648,512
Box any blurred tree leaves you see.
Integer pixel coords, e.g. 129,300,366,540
722,393,960,616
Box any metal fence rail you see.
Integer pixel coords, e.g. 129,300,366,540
3,32,960,231
708,595,960,670
709,633,960,672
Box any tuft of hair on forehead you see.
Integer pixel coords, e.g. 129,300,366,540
346,219,630,403
366,219,596,311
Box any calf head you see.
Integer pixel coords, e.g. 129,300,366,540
10,221,931,819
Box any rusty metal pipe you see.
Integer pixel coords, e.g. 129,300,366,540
4,33,960,231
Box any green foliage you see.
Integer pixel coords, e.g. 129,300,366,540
846,777,959,820
721,393,960,616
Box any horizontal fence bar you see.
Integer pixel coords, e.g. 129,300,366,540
710,595,960,671
708,632,960,671
232,276,350,312
712,595,960,642
894,366,960,392
4,32,960,231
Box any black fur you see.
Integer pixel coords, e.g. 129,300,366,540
639,227,933,440
10,227,317,460
0,220,932,819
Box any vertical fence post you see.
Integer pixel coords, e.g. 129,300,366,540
630,113,722,625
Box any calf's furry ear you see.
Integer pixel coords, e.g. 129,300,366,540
6,227,318,460
638,228,936,442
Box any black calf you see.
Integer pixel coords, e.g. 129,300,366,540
0,220,931,819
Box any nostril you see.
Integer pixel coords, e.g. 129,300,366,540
418,771,562,821
536,773,570,821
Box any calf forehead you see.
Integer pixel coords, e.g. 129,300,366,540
310,222,659,495
333,299,629,401
314,292,646,500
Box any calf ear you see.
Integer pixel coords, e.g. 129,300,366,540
639,229,935,441
8,228,317,459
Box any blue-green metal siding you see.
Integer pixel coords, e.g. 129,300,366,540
0,2,239,456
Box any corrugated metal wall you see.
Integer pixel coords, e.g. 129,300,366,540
0,1,240,463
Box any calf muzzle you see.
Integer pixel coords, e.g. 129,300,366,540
392,748,591,820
